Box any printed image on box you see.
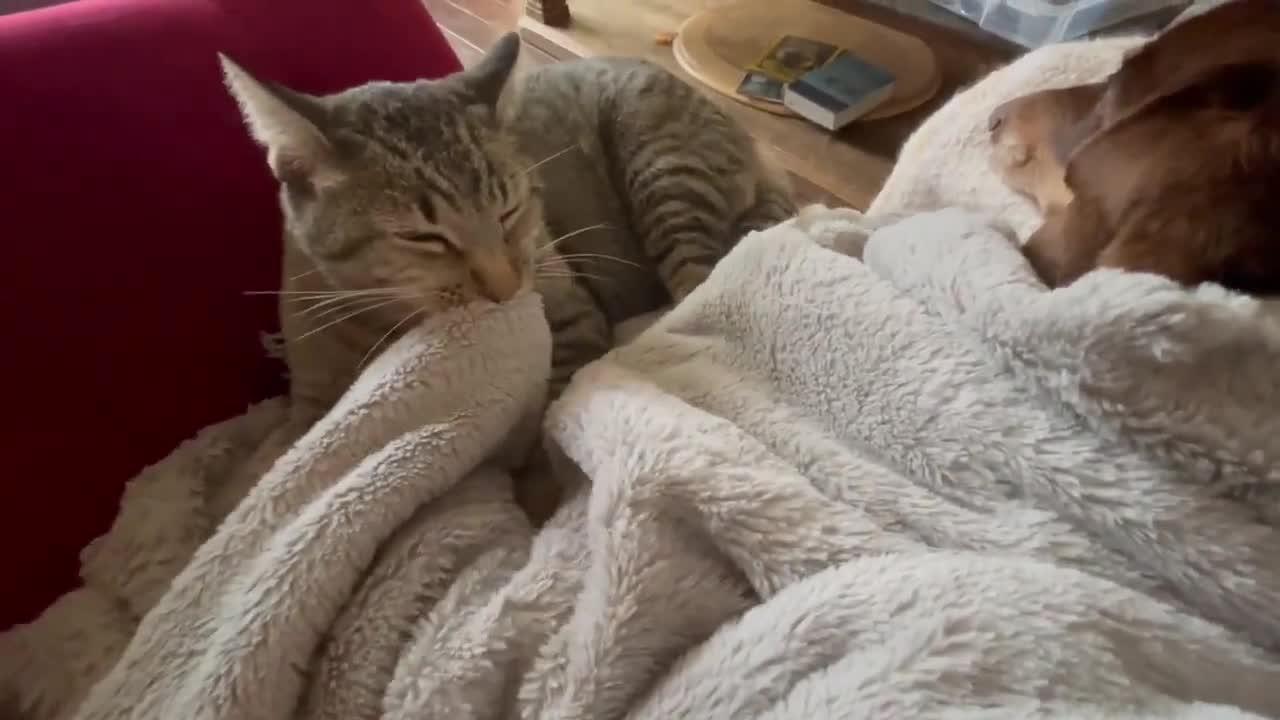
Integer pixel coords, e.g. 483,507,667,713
783,50,896,131
752,35,840,83
736,70,785,104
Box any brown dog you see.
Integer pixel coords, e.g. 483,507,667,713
988,0,1280,294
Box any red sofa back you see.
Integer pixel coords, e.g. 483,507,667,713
0,0,461,629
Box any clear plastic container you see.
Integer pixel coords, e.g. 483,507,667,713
927,0,1188,48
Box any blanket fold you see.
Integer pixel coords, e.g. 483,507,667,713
9,204,1280,720
5,295,551,720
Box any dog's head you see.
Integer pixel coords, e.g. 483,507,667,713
989,80,1105,212
989,0,1280,293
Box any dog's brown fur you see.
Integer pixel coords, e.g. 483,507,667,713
989,0,1280,294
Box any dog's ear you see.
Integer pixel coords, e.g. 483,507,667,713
1099,0,1280,122
1045,1,1280,293
1063,0,1280,230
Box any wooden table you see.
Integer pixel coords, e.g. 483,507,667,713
519,0,1017,209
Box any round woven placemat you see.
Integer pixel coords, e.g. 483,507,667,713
673,0,941,120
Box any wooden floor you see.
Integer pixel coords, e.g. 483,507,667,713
425,0,555,72
425,0,840,206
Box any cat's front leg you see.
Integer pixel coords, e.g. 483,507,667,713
521,260,610,526
534,256,613,401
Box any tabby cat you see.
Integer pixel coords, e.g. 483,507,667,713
221,32,795,411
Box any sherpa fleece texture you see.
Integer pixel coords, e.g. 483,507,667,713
3,34,1279,720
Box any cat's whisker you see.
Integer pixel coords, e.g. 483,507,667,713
292,297,382,316
257,290,418,318
296,297,366,317
247,286,417,298
299,294,403,321
533,265,596,277
539,223,613,254
288,268,322,281
521,144,579,175
291,288,406,300
534,262,576,271
537,269,608,284
293,298,402,342
358,307,427,369
289,292,409,308
246,290,341,296
294,289,412,315
550,252,644,269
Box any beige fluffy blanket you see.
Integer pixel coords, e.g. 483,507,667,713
5,35,1280,720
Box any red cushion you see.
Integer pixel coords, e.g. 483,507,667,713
0,0,461,628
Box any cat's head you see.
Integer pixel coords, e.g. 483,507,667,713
220,33,539,313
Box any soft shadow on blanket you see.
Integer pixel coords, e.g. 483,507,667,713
6,37,1280,720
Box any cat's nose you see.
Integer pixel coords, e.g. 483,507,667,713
472,256,522,303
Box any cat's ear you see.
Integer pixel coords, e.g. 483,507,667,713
464,32,521,110
218,53,341,189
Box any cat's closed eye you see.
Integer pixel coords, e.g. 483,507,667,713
398,232,453,254
500,205,522,227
